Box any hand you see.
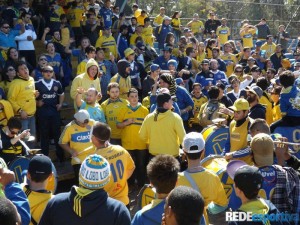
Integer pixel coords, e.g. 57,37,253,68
20,129,30,139
44,27,50,34
77,87,85,94
219,107,232,116
56,104,62,111
225,153,233,160
36,99,44,107
71,150,78,157
275,137,291,163
34,90,40,98
27,36,33,41
109,53,115,62
97,92,102,101
20,110,28,119
0,168,15,188
126,118,134,125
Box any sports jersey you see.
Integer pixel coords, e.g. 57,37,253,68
67,5,85,28
44,53,62,77
70,59,101,100
142,26,154,47
192,95,208,124
259,93,273,125
110,74,131,99
23,185,53,225
0,128,24,163
196,52,206,63
177,169,228,223
134,9,142,18
139,110,185,156
99,6,113,28
0,100,14,127
206,48,213,59
153,14,164,26
7,76,36,116
130,32,146,46
101,98,128,139
221,53,237,77
216,26,230,45
95,35,117,59
95,144,135,205
171,18,180,30
261,42,276,59
137,15,147,26
117,104,148,150
240,28,256,48
188,20,204,34
79,101,106,123
280,85,300,117
59,120,96,165
35,79,64,116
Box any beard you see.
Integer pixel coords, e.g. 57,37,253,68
247,95,256,104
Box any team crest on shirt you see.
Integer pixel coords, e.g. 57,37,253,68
289,92,300,110
113,105,119,108
54,86,58,91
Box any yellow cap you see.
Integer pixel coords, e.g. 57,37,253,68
124,48,135,58
229,98,250,111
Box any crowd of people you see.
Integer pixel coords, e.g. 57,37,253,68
0,0,300,225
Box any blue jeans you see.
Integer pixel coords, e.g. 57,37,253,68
21,116,36,137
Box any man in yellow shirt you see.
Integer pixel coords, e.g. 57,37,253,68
101,82,128,145
240,21,257,48
139,93,186,158
153,7,166,27
177,132,228,224
187,13,204,42
92,122,135,207
221,42,238,77
95,27,117,60
130,24,146,46
7,61,37,138
261,35,276,59
116,88,148,187
216,18,230,45
59,110,96,183
136,10,147,26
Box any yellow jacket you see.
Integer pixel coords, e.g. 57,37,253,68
70,59,101,100
139,110,186,156
259,93,273,125
7,76,36,116
0,99,14,126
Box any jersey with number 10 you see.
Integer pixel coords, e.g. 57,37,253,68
96,145,135,205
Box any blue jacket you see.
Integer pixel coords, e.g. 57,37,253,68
149,95,181,115
176,86,194,121
153,55,177,70
5,182,30,225
280,85,300,117
155,24,173,49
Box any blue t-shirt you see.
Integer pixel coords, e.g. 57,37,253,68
80,101,106,123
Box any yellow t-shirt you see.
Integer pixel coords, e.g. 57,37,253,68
95,145,135,205
240,28,256,48
192,95,208,124
171,18,180,30
188,20,204,34
67,5,85,28
221,53,238,77
95,35,117,59
196,52,206,63
259,94,273,125
261,43,276,59
110,74,131,100
229,117,253,164
153,14,164,26
59,120,96,165
130,32,146,46
142,26,154,47
101,98,128,139
117,104,149,150
137,15,147,26
61,26,70,47
216,26,230,45
177,169,228,224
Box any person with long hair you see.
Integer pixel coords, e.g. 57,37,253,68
0,65,16,94
205,38,217,59
171,11,181,43
196,42,206,63
165,32,175,47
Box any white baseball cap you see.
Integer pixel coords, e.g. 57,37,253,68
183,132,205,153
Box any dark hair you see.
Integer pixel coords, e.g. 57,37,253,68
256,77,269,91
20,11,31,19
279,70,295,88
206,39,217,51
165,32,175,46
185,47,194,56
185,152,202,160
243,47,251,52
192,83,202,89
208,86,220,99
212,47,220,52
107,82,120,91
15,61,28,72
0,197,19,225
166,186,205,225
127,88,138,97
85,45,96,54
1,65,15,82
6,47,18,61
171,11,180,19
267,68,276,75
147,155,179,194
92,122,111,143
249,119,270,135
7,117,22,130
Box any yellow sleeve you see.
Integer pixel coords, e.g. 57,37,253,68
216,27,220,35
95,79,101,94
76,62,86,75
59,125,71,144
130,34,136,46
209,175,228,207
7,81,21,113
70,77,81,99
95,37,103,48
125,150,135,171
174,115,186,144
138,117,149,143
116,107,126,124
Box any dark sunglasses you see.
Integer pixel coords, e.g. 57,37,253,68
7,68,15,71
2,26,10,29
9,129,19,135
39,58,47,61
43,70,54,73
235,70,242,73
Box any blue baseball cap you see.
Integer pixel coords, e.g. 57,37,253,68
150,64,160,72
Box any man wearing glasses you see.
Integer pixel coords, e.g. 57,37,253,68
0,116,30,164
59,109,96,183
35,65,65,161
